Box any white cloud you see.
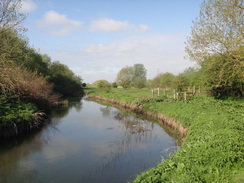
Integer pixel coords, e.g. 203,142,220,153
90,18,130,32
37,11,83,36
90,18,149,32
21,0,37,12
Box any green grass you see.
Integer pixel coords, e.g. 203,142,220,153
86,88,244,183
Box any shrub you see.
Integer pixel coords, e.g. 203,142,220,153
97,80,111,92
0,62,60,109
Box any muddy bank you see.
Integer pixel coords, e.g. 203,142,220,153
88,95,188,141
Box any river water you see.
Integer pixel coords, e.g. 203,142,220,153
0,97,177,183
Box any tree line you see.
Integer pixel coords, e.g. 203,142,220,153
93,0,243,98
0,0,83,111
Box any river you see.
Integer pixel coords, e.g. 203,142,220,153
0,97,177,183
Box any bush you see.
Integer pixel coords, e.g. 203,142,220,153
97,80,111,92
0,62,60,109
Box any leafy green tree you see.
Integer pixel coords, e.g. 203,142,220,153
116,66,133,88
185,0,244,97
131,63,147,88
150,73,162,88
49,61,83,96
0,29,28,63
201,51,244,97
112,82,118,88
159,72,175,89
173,74,188,92
97,80,111,92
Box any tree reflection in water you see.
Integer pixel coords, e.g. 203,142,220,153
98,106,170,181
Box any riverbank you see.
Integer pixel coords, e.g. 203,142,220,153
88,95,187,142
87,88,244,183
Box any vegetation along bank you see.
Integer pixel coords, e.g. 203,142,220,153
0,1,84,139
87,88,244,183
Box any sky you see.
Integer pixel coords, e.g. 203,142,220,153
20,0,203,83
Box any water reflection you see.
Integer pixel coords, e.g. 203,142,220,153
0,97,177,183
51,97,83,118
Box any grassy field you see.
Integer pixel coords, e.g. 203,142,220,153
86,88,244,183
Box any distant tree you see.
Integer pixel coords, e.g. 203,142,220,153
159,72,175,89
132,63,147,88
180,67,206,88
185,0,244,97
116,66,133,88
49,61,83,96
146,79,153,88
97,80,111,92
112,82,118,88
151,73,162,88
173,74,188,92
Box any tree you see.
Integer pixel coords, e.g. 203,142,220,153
173,74,188,92
49,61,83,96
132,63,147,88
185,0,244,97
116,66,133,88
0,0,26,34
151,73,162,88
185,0,243,63
159,72,175,89
97,80,111,92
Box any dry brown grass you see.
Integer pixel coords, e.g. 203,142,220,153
0,61,60,107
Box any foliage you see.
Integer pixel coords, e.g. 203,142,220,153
49,61,83,96
132,63,147,88
201,49,244,98
150,73,162,88
185,0,244,63
97,80,111,92
112,82,118,88
116,64,147,88
0,63,60,109
116,66,133,88
173,73,188,92
159,72,175,89
0,95,37,127
185,0,244,98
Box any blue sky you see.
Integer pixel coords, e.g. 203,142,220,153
21,0,203,83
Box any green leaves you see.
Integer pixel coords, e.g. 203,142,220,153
0,96,37,127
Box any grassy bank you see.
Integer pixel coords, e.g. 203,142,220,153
86,88,244,183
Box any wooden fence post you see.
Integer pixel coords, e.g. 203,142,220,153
152,90,154,98
158,87,160,97
184,92,187,100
